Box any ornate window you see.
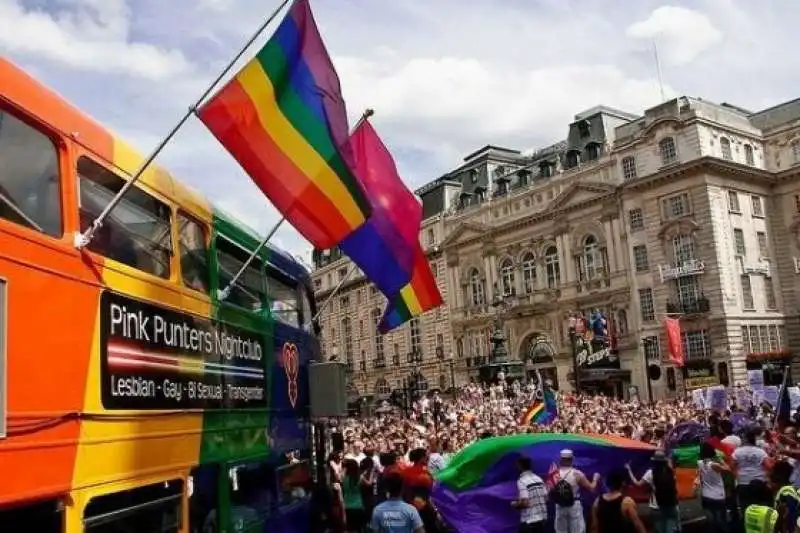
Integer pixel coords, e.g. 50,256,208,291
521,253,536,293
500,258,515,296
409,318,422,356
372,308,384,362
469,268,485,305
744,144,754,165
672,233,695,264
544,246,560,289
579,235,600,281
342,317,353,366
659,137,677,165
720,137,732,160
376,378,391,396
621,156,637,180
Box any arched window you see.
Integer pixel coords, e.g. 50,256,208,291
744,144,754,166
544,246,560,289
469,268,485,305
521,253,536,293
720,137,732,160
659,137,677,165
500,258,515,296
585,142,601,161
565,150,580,169
376,378,391,396
616,309,628,335
581,235,599,280
672,233,695,264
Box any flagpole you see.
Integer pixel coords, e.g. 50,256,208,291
218,216,285,301
311,262,358,324
353,108,375,131
75,0,294,250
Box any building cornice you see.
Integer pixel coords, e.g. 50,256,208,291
621,156,774,193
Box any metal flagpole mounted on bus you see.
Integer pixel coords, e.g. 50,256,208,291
73,0,294,250
221,108,374,303
310,262,358,325
218,217,285,301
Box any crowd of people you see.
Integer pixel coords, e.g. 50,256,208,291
320,380,800,533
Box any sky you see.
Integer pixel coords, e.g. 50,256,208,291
2,0,798,264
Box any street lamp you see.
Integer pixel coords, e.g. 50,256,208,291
449,351,456,392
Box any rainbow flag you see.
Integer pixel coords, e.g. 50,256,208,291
338,119,421,300
519,387,558,426
378,244,443,332
198,0,370,249
432,434,659,532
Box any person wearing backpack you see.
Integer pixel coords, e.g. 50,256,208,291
626,450,680,533
552,449,600,533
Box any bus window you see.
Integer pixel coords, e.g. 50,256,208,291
275,460,312,506
178,213,209,294
228,462,273,531
83,479,183,533
0,498,64,532
216,237,266,311
78,156,172,279
0,107,62,237
188,465,219,533
267,271,299,327
301,287,315,331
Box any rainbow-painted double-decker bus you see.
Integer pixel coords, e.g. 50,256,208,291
0,57,319,532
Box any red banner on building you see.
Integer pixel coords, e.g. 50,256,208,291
664,317,685,367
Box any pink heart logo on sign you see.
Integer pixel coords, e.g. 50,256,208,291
283,342,299,408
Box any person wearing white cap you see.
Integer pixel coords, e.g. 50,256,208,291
552,448,600,533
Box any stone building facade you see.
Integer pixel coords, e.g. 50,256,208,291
311,96,800,402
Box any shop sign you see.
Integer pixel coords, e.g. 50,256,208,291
575,337,619,369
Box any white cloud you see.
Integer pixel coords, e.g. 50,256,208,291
1,0,796,260
0,0,192,79
626,5,723,66
338,56,673,168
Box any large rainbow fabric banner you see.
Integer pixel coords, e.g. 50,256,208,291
338,120,422,300
198,0,371,249
432,434,658,533
379,244,444,332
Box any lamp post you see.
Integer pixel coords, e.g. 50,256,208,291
449,351,457,398
567,314,582,394
642,337,655,404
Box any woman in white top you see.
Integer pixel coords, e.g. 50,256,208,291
696,442,730,533
731,428,772,512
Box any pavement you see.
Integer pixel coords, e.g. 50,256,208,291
638,499,706,531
